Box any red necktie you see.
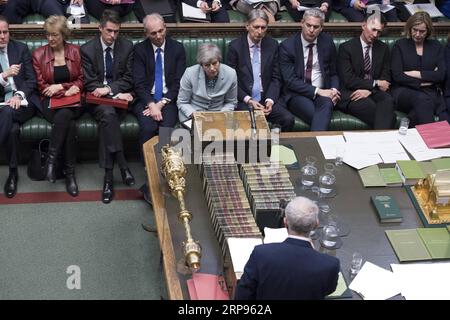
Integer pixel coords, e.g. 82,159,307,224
305,43,314,84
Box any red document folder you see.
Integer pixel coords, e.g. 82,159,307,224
188,273,230,300
49,93,81,109
416,121,450,149
85,92,128,109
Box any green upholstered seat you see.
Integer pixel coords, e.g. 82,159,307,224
20,112,140,141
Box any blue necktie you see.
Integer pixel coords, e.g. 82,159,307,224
154,47,163,102
0,49,13,100
105,47,113,84
251,44,261,102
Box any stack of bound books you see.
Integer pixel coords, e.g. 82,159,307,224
240,162,296,230
200,153,261,258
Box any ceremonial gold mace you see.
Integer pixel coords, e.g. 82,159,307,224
161,145,202,272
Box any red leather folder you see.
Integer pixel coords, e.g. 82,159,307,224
189,273,230,300
49,93,81,109
85,92,129,109
416,121,450,149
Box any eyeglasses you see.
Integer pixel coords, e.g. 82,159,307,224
45,32,61,38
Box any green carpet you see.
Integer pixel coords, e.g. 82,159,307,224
0,163,167,300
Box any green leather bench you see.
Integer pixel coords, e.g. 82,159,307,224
18,34,447,143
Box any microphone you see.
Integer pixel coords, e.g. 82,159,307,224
248,103,257,135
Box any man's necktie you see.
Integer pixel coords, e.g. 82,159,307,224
0,49,13,100
304,43,314,84
105,46,113,84
251,44,261,102
154,47,163,102
363,45,372,80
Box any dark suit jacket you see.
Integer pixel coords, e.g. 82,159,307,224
133,37,186,105
80,36,134,94
445,43,450,98
337,37,391,109
0,39,40,108
227,35,281,103
279,32,339,102
235,238,340,300
391,38,445,91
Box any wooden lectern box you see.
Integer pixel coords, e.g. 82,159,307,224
192,111,272,163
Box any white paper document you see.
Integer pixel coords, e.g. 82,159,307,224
68,4,86,17
181,2,207,20
343,142,383,170
349,261,401,300
367,4,395,13
397,128,440,161
316,135,346,160
263,227,288,244
405,3,444,18
226,237,262,279
391,262,450,300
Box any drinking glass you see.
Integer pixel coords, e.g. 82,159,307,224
300,156,318,189
319,163,336,196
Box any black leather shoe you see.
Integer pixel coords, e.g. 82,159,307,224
139,183,152,206
120,168,135,186
4,172,18,198
102,180,114,204
65,174,79,197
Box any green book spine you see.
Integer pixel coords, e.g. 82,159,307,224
371,195,402,222
385,229,432,262
396,160,426,180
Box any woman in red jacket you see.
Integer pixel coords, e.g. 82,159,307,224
32,15,84,197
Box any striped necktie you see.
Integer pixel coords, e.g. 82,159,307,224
363,45,372,80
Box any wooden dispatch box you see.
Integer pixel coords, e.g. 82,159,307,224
192,111,272,163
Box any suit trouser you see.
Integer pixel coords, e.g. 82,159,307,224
15,0,90,23
85,0,134,21
393,87,440,126
287,95,333,131
346,90,395,129
0,0,23,24
338,7,398,22
237,101,295,132
1,106,35,168
133,100,178,149
133,0,177,23
283,1,331,22
90,104,127,169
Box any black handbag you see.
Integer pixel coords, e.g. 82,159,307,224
27,139,49,181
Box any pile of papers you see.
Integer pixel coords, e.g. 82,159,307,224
316,129,450,170
349,261,450,300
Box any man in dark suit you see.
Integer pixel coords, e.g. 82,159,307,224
81,9,135,204
279,8,340,131
235,196,340,300
227,9,294,132
0,15,37,198
337,13,395,129
133,13,186,205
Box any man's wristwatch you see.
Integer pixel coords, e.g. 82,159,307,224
161,98,171,106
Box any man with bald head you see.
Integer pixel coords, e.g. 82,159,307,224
132,13,186,204
235,196,340,300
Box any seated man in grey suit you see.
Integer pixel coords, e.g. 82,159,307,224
177,43,237,122
81,9,135,204
279,8,340,131
236,196,340,300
